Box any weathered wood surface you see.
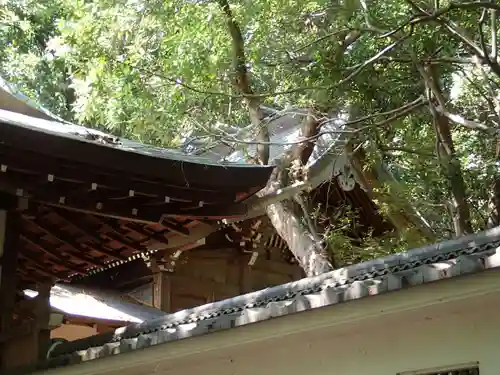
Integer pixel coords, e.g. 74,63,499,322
134,247,303,313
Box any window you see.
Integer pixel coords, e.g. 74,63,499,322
398,362,479,375
425,369,478,375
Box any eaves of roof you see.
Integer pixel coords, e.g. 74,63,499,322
47,284,168,324
39,226,500,371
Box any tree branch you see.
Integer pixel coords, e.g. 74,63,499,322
436,107,492,132
218,0,269,164
478,8,491,65
380,146,435,157
218,97,426,147
492,9,498,61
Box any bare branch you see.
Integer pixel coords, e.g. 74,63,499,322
379,56,492,65
459,70,500,125
323,96,426,127
478,8,491,65
381,146,435,157
358,0,387,33
343,35,411,79
436,108,492,132
218,0,270,164
219,98,426,147
492,9,498,61
399,0,500,78
293,29,350,53
146,30,411,101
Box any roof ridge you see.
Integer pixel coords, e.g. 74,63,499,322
45,226,500,364
121,226,500,332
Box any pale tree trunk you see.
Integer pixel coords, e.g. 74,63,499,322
260,113,334,276
219,0,333,276
348,147,436,241
491,178,500,227
487,165,500,228
218,0,269,164
259,161,333,276
266,200,332,276
418,64,473,236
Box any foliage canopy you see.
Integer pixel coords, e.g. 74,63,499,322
1,0,499,266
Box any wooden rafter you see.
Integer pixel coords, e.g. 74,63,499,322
91,216,149,253
27,209,128,262
0,171,248,222
158,219,190,236
17,253,61,280
22,217,104,267
17,268,46,284
0,149,240,203
120,222,170,247
55,210,146,255
19,232,86,275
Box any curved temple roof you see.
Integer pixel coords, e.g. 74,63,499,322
0,78,274,192
40,226,500,370
0,109,274,190
0,78,276,288
26,284,167,324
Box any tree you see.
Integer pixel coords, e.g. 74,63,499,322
1,0,499,272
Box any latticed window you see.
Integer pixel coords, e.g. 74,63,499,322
426,369,479,375
398,363,479,375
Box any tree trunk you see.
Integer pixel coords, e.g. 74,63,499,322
219,0,333,275
420,64,473,236
349,147,436,241
262,160,333,277
433,114,473,236
487,173,500,228
266,200,333,277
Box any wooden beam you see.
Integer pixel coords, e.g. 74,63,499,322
35,284,51,361
30,210,127,262
19,233,86,275
152,271,172,313
122,222,170,246
0,150,239,203
90,216,150,254
42,195,248,222
238,252,251,294
158,219,190,236
17,253,62,280
17,268,46,284
0,172,249,223
0,196,21,370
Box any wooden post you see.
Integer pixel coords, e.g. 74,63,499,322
152,271,171,313
238,252,251,294
35,283,51,361
0,195,21,370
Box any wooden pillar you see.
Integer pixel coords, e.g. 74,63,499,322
35,283,51,361
0,195,21,370
238,252,252,294
152,271,172,313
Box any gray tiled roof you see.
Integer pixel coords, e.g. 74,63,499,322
43,226,500,370
31,284,167,324
0,78,268,169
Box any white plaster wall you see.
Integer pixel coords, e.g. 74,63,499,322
118,291,499,375
43,272,500,375
221,293,498,375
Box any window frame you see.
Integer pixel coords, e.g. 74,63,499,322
397,362,480,375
